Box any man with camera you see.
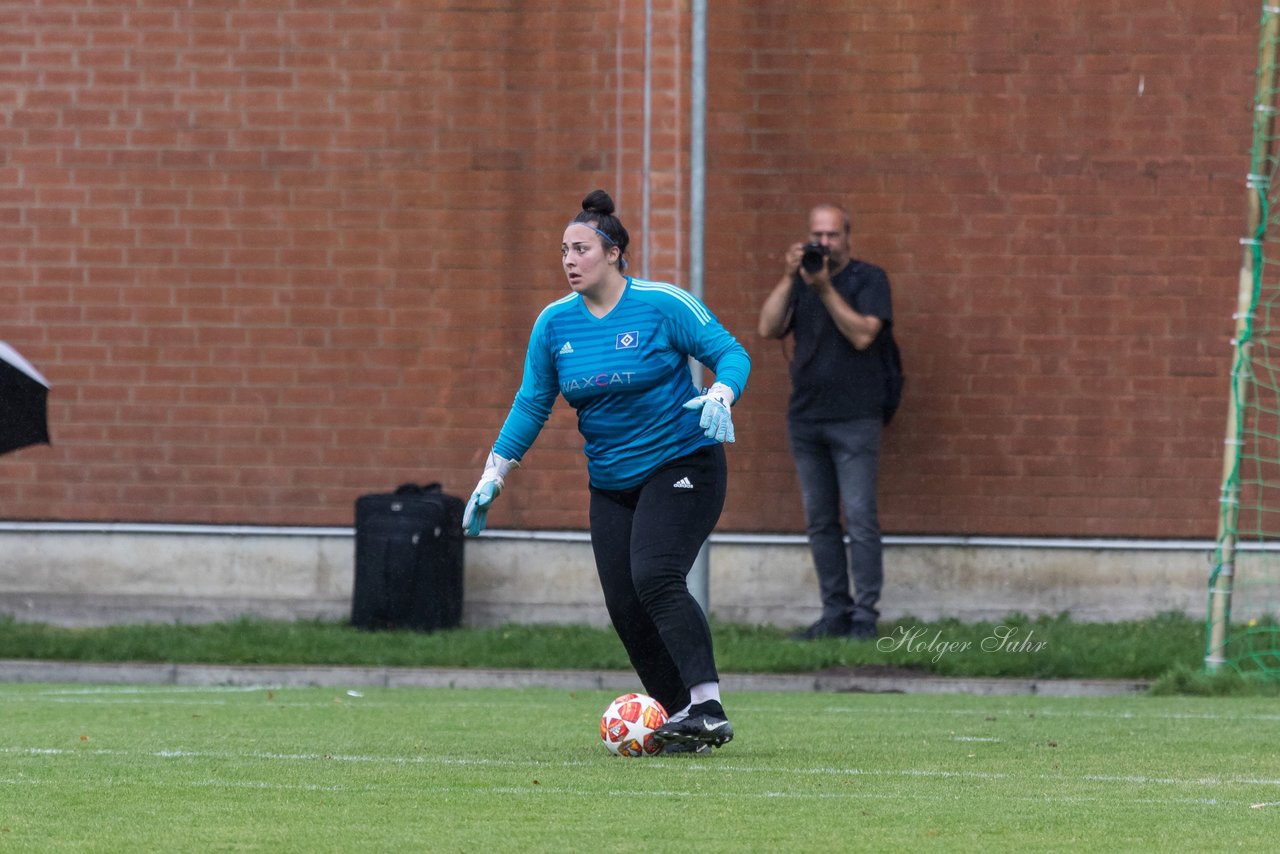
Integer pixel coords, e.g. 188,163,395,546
757,203,895,641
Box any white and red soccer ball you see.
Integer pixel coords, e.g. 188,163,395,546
600,693,668,757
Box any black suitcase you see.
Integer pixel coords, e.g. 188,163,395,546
352,482,465,632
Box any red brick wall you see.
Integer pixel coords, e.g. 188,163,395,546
0,0,1257,537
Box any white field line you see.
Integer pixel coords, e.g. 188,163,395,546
187,779,348,792
43,698,235,706
3,696,555,710
467,785,1228,808
16,695,1280,727
816,705,1280,724
12,693,1280,748
16,686,268,696
9,686,1280,724
0,776,348,793
11,687,1280,725
4,745,1280,791
0,772,1233,808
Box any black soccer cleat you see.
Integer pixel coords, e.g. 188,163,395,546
654,701,734,748
789,616,852,641
848,620,878,641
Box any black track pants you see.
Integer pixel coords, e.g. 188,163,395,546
588,444,727,715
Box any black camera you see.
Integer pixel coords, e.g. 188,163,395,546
799,242,829,274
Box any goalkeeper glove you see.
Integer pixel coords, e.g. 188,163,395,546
682,382,736,444
462,450,519,537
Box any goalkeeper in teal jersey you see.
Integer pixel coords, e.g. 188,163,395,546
463,190,750,752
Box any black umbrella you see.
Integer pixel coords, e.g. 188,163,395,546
0,340,51,456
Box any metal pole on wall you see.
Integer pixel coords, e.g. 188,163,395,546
642,0,652,275
688,0,709,613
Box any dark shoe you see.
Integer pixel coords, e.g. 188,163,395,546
790,616,852,641
653,701,734,748
661,741,711,755
849,620,878,641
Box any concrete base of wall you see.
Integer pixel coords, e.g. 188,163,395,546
0,526,1224,628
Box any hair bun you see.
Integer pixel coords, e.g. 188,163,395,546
581,189,615,216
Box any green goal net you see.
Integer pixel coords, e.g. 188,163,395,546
1206,5,1280,677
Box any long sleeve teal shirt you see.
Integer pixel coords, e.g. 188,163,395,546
492,277,751,490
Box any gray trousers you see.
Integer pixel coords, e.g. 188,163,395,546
787,416,883,625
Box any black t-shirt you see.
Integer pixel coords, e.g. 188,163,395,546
784,259,894,422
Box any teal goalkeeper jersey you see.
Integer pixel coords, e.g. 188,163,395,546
492,277,751,490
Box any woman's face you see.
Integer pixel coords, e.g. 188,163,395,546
561,223,619,294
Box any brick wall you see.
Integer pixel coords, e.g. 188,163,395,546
0,0,1258,537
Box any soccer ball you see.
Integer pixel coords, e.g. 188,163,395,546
600,693,668,757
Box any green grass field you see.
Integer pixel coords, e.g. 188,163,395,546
0,612,1211,680
3,683,1278,851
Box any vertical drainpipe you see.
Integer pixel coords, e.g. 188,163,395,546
688,0,709,613
642,0,652,276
